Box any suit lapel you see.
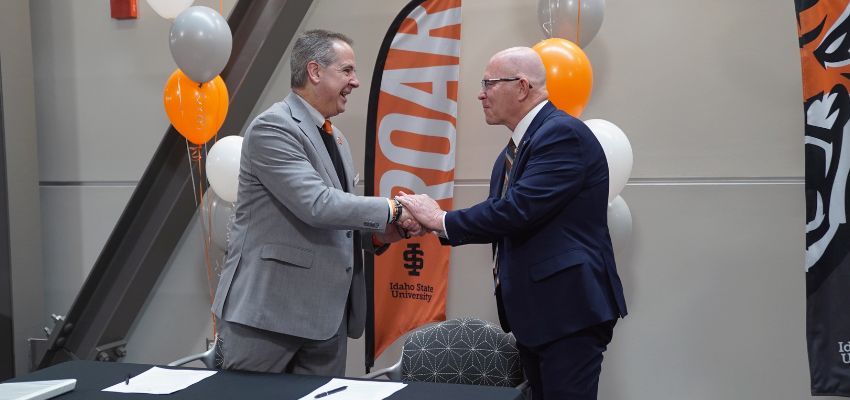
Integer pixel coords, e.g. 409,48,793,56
284,93,344,190
508,101,557,181
495,101,558,193
491,147,508,199
523,101,557,145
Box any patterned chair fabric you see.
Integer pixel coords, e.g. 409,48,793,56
400,317,524,387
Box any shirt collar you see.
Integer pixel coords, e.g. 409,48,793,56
511,100,548,146
292,92,325,128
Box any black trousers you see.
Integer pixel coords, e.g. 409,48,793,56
516,319,616,400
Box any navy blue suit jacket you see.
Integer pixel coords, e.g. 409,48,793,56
445,102,627,347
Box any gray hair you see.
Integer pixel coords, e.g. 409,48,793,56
290,29,354,88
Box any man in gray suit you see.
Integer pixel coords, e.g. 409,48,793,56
211,29,419,375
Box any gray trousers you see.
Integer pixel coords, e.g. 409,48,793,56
218,316,348,376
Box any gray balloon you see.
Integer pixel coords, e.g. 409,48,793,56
537,0,605,48
202,190,236,250
169,6,232,83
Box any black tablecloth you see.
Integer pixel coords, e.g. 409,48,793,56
6,361,523,400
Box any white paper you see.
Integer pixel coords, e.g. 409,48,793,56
298,378,407,400
102,367,216,395
0,379,76,400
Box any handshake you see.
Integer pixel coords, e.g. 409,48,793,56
375,192,447,244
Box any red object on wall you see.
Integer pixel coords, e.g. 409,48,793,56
110,0,138,20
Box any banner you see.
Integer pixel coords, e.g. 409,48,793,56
364,0,461,369
798,0,850,395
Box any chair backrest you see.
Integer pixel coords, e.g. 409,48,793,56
167,335,224,369
400,317,524,387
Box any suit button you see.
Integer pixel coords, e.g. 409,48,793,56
346,231,352,238
346,266,352,272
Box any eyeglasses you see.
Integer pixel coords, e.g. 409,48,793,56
480,77,531,91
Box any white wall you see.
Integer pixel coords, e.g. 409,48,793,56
20,0,824,398
0,0,43,376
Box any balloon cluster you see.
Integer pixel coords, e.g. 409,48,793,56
533,0,634,256
158,3,232,145
151,0,240,257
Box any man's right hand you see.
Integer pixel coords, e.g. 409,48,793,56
395,192,446,233
397,207,426,237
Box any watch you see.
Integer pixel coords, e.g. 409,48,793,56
390,198,404,224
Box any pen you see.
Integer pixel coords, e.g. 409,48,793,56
126,374,131,385
314,385,347,398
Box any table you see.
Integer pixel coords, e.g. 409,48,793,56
5,361,523,400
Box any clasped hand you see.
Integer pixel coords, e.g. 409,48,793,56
374,201,427,244
395,192,446,234
374,192,447,244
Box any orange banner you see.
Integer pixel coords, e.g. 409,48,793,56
365,0,461,365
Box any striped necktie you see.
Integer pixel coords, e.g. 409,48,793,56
495,138,517,288
501,138,517,198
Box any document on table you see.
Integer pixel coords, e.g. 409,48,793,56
102,367,216,395
0,379,76,400
298,378,407,400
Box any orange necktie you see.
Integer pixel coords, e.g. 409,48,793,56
322,119,333,135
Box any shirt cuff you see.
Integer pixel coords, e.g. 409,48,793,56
386,198,394,224
439,211,449,239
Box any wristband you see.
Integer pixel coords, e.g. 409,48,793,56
372,234,390,255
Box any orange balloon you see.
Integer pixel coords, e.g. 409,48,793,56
532,38,593,117
163,69,229,145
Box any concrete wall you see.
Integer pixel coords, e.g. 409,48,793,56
17,0,821,398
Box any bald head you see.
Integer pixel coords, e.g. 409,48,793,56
478,47,549,131
490,47,548,97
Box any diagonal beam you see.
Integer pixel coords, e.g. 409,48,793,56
36,0,313,368
0,56,16,379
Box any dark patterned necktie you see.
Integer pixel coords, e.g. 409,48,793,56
501,138,517,198
495,138,517,288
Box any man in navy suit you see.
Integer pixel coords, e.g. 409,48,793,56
398,47,627,399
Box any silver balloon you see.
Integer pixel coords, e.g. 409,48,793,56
202,190,236,251
537,0,605,47
169,6,232,83
607,195,632,257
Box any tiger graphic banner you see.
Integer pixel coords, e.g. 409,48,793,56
364,0,460,369
797,0,850,395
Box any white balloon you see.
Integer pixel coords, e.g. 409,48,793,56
585,119,633,203
146,0,194,19
206,135,243,203
607,196,632,256
537,0,605,47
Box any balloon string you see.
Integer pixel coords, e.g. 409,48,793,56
186,140,200,206
191,143,219,338
220,0,223,15
577,0,582,46
547,0,554,38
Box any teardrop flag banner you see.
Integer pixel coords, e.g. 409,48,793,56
364,0,461,370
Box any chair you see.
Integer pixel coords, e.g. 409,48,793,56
363,317,526,389
167,335,223,369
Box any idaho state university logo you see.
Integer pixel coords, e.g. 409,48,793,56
799,1,850,288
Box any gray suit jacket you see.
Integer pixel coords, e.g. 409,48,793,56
212,92,388,340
